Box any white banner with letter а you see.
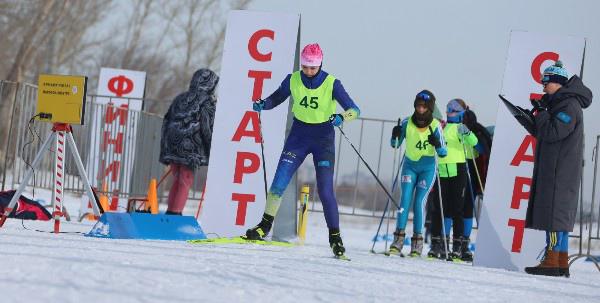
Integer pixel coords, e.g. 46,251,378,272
474,31,585,271
200,10,300,237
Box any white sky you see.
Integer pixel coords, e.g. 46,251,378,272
249,0,600,202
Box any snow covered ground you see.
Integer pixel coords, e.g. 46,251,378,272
0,192,599,302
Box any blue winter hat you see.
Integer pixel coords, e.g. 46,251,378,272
541,61,568,85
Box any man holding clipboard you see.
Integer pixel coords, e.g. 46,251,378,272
500,61,592,277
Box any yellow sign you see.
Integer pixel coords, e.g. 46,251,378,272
37,74,87,125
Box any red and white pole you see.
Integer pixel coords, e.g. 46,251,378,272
53,129,66,233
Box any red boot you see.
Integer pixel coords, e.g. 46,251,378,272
524,249,561,276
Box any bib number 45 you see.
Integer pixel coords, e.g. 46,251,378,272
300,96,319,109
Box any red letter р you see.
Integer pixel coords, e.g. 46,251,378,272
233,152,260,184
511,176,532,210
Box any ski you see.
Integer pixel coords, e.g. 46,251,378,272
383,251,405,257
382,246,405,257
335,254,351,261
424,256,465,263
188,236,294,247
369,248,405,257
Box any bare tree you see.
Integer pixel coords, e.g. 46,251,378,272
4,0,58,82
121,0,154,67
96,0,252,114
0,0,112,150
1,0,252,115
1,0,113,82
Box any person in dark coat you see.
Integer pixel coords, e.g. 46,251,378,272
524,61,592,277
159,68,218,215
463,108,493,191
459,106,493,262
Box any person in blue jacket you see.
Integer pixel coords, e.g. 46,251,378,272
388,90,447,257
245,43,360,258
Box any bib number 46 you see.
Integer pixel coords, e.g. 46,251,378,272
300,96,319,109
415,140,429,150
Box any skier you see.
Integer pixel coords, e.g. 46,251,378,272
387,90,447,257
430,98,478,260
460,107,492,262
524,61,592,277
245,43,361,258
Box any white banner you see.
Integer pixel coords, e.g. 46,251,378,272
85,68,146,212
474,31,586,271
200,10,300,237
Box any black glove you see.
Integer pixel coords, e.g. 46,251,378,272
530,98,545,115
428,133,441,149
390,118,402,148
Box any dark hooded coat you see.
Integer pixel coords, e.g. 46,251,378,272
463,109,493,191
159,69,219,169
526,76,593,231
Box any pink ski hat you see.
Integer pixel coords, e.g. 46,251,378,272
301,43,323,67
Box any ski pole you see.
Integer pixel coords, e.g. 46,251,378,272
471,157,484,218
463,141,485,195
384,197,393,252
434,152,450,261
468,145,485,222
429,124,449,260
371,143,404,253
370,118,402,252
461,142,479,227
384,152,404,252
257,110,268,200
369,146,398,253
470,148,485,194
336,125,401,210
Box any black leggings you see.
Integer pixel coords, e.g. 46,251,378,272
428,163,467,238
463,161,478,219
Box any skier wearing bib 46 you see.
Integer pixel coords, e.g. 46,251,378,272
245,43,360,258
388,90,447,257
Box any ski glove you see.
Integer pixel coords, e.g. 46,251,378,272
329,114,344,127
427,133,441,148
253,99,265,112
458,124,471,135
390,119,402,148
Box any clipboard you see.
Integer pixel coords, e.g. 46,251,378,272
498,94,535,134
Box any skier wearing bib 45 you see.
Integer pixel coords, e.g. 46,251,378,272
388,90,447,257
246,43,360,258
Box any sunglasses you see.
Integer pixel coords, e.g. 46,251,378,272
417,92,431,101
447,99,465,113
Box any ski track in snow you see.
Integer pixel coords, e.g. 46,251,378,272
0,215,599,302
